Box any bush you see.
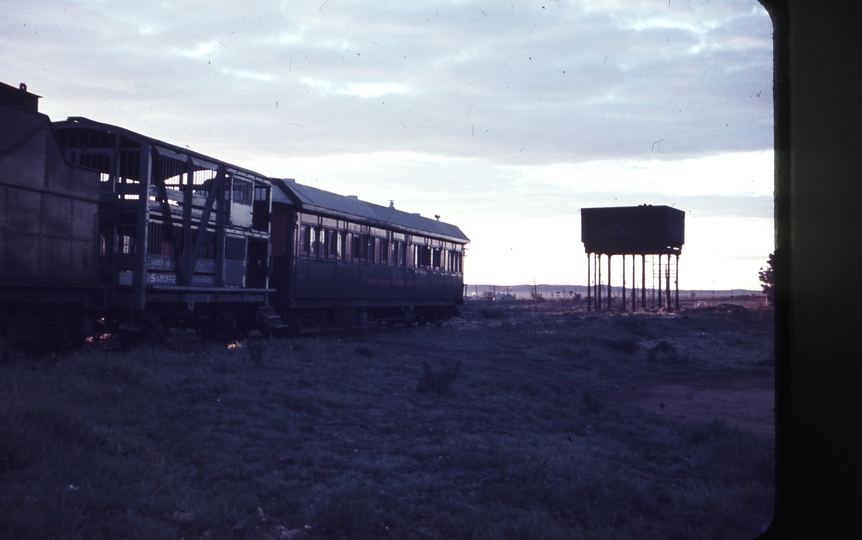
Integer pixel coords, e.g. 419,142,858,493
602,337,639,355
686,418,737,445
647,340,686,365
245,338,268,365
478,308,508,320
417,361,462,395
353,346,374,358
580,390,606,414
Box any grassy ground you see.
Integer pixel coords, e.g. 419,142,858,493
0,308,774,539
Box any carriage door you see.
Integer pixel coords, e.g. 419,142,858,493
246,238,268,289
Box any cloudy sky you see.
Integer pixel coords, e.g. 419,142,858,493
2,0,774,290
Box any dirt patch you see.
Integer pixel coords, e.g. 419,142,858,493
606,375,775,438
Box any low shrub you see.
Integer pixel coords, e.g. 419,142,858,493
417,360,462,395
244,338,268,365
580,390,606,414
647,340,686,365
602,337,640,355
478,307,508,320
353,346,374,359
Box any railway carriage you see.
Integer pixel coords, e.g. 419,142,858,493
270,179,468,329
50,116,274,341
0,80,468,351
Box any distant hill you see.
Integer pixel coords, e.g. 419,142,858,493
464,283,762,303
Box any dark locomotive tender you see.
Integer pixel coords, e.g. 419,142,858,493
0,82,105,351
0,81,468,351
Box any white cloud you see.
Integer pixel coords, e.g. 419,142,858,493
338,82,408,98
138,24,159,36
521,151,774,197
220,68,275,82
299,77,334,93
297,78,407,98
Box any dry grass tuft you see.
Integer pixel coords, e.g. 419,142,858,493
417,360,462,394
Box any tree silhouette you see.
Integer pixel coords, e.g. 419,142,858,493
759,252,775,305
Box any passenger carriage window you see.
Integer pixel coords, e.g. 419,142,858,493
399,242,406,267
380,239,389,265
308,227,319,257
327,229,337,258
351,234,362,262
366,237,375,263
416,245,431,269
327,230,337,258
299,225,310,255
339,231,346,259
320,228,329,258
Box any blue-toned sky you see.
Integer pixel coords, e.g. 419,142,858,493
1,0,773,289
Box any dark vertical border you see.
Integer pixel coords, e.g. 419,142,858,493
759,2,862,538
757,0,789,538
